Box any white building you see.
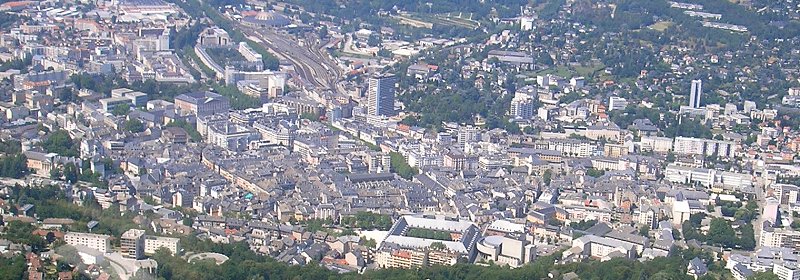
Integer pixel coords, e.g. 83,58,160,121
641,136,673,153
475,236,535,268
567,235,636,261
608,96,628,111
672,200,691,225
690,79,702,108
759,222,800,250
773,262,800,280
520,16,534,31
673,136,737,158
510,95,535,119
664,164,752,191
121,229,145,259
65,232,112,253
376,215,482,269
763,197,780,225
144,236,181,256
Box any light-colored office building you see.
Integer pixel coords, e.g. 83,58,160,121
673,136,737,158
690,79,702,108
144,236,180,256
567,235,636,261
475,236,535,268
367,74,396,117
65,232,112,253
376,215,481,269
121,229,145,259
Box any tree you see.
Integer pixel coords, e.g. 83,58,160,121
112,104,131,116
318,25,328,39
586,168,606,178
50,167,62,180
362,238,377,249
570,219,597,231
41,130,78,157
58,88,76,103
639,225,650,237
749,272,780,280
543,170,553,186
367,34,381,47
3,220,46,252
0,153,28,178
0,255,26,280
0,139,21,154
46,231,56,244
707,218,736,248
125,119,145,133
429,241,446,250
390,152,418,180
738,224,756,250
63,163,79,183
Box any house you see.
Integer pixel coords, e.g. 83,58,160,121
19,204,34,216
345,250,365,268
687,257,708,279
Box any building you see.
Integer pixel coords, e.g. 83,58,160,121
687,257,709,279
608,96,628,111
162,127,188,144
760,221,800,251
99,97,133,113
199,27,231,46
205,123,259,151
727,247,800,280
771,184,800,206
763,197,780,225
520,16,534,31
672,200,691,225
174,92,230,117
640,136,673,153
487,50,535,69
475,236,535,268
773,262,800,280
566,235,636,261
144,236,180,256
65,232,111,253
458,125,481,148
690,79,702,108
376,215,482,269
367,74,396,117
673,136,737,158
121,229,145,259
664,164,752,191
510,95,535,119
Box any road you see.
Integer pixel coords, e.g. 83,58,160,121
236,22,342,93
752,180,766,249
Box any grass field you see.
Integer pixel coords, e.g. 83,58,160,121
533,62,605,79
648,21,674,32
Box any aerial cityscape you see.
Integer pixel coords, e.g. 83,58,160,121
0,0,799,279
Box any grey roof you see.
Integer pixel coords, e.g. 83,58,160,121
585,222,612,236
688,257,708,275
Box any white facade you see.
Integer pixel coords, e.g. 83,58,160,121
144,236,181,256
673,136,737,158
475,236,535,268
690,79,702,108
608,96,628,111
65,232,112,253
510,95,535,119
570,235,635,260
773,262,800,280
641,136,673,153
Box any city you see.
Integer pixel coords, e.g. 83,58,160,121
0,0,800,279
